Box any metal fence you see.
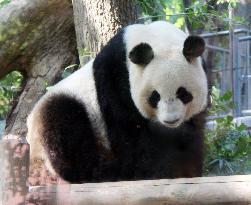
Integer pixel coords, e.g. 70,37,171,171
201,29,251,117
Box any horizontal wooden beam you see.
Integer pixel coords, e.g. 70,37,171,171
28,175,251,205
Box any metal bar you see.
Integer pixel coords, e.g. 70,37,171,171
211,66,250,72
206,45,229,53
239,36,251,41
247,35,251,110
201,29,250,38
236,37,242,116
228,4,235,115
222,51,227,93
242,75,251,78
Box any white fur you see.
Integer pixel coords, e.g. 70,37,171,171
124,21,208,127
27,96,55,174
27,60,110,173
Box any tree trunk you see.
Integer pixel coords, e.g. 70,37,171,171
72,0,138,65
183,0,193,33
0,0,77,138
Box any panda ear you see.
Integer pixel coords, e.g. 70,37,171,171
183,36,205,62
129,43,154,66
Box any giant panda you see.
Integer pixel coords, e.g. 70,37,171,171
27,21,208,183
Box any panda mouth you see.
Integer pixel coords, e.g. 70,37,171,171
164,119,180,124
163,119,181,127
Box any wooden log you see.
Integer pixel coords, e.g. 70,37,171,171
27,175,251,205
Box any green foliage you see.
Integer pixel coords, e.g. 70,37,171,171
185,0,212,30
0,0,11,9
78,48,94,58
217,0,239,7
204,87,251,175
137,0,166,20
185,0,248,31
62,64,79,79
209,87,235,115
163,0,185,28
0,71,23,120
137,0,249,30
137,0,186,26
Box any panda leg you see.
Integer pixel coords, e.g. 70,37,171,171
27,101,56,176
40,93,98,183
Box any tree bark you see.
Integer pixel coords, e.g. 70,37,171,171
0,0,77,138
72,0,138,65
183,0,193,34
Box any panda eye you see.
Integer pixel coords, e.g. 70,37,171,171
176,87,193,104
148,90,160,108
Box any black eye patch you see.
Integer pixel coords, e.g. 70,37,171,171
176,87,193,104
148,90,160,108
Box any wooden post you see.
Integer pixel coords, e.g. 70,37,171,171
1,136,29,205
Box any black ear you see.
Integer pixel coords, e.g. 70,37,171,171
129,43,154,66
183,36,205,62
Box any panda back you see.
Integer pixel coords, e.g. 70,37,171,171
51,60,110,150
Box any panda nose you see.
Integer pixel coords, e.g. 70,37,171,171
164,118,179,124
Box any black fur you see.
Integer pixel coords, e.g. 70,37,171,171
134,111,206,179
40,94,99,183
148,90,161,108
129,43,154,66
183,36,205,62
176,87,193,104
41,29,207,183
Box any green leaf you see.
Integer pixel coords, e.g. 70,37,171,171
64,64,78,71
221,91,232,101
237,123,247,131
0,71,23,119
216,118,225,123
226,115,234,123
236,138,247,154
0,0,11,9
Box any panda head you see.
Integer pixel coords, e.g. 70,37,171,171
125,21,207,128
